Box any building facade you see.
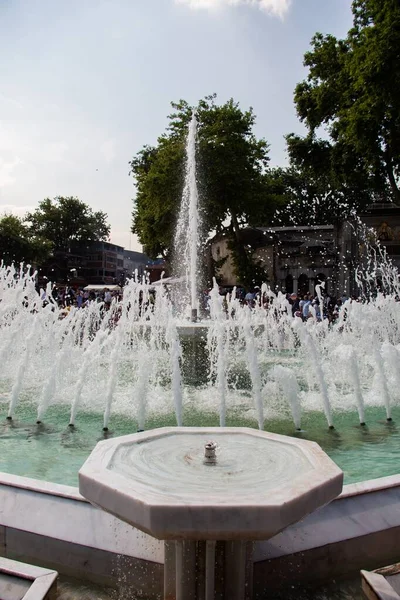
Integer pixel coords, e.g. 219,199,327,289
84,241,125,285
211,222,358,298
123,250,149,280
361,202,400,271
39,242,148,287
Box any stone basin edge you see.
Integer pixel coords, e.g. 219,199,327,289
0,469,399,504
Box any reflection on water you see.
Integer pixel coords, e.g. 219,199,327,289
0,402,400,487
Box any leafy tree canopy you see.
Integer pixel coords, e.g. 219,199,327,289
0,214,51,266
275,134,377,225
130,95,278,263
26,196,110,252
292,0,400,205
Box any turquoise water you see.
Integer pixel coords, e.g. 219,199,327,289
1,401,399,487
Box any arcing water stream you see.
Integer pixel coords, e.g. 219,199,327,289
1,113,400,486
1,264,400,434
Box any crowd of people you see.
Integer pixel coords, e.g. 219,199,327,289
286,291,350,323
43,286,122,310
40,280,361,326
201,285,354,324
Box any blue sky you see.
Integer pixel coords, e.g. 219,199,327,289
0,0,353,250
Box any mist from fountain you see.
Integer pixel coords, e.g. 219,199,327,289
333,345,365,426
173,113,201,319
1,251,400,468
2,116,400,445
373,346,392,421
271,365,301,431
207,281,229,426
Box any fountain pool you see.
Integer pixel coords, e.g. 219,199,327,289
1,112,400,491
1,264,400,488
1,114,400,596
1,400,400,487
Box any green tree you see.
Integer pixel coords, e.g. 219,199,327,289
275,135,375,226
26,196,110,252
292,0,400,206
130,95,277,285
0,214,51,266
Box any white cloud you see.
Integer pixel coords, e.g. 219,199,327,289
175,0,291,18
0,157,22,188
0,204,36,218
100,139,117,164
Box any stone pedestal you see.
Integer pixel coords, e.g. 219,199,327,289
164,540,253,600
79,427,343,600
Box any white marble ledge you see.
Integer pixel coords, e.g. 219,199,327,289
254,484,400,562
0,483,163,563
361,568,400,600
0,472,84,502
338,473,400,499
1,470,400,505
0,556,58,600
1,471,400,567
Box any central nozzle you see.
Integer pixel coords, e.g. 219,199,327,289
204,441,217,465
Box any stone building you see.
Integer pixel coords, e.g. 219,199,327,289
84,241,125,285
211,222,357,298
123,249,149,280
361,201,400,271
211,203,400,298
39,242,148,287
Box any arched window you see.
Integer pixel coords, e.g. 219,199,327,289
285,274,293,294
298,273,309,296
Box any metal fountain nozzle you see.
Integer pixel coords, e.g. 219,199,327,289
204,441,217,465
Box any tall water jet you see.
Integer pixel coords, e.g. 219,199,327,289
102,302,130,431
293,319,333,429
208,279,230,427
69,328,109,427
166,319,183,427
271,365,301,430
173,113,201,320
7,313,42,420
333,345,366,426
381,342,400,399
37,309,79,423
374,346,392,421
133,342,153,432
242,315,265,430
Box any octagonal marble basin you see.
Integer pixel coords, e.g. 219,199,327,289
79,427,343,540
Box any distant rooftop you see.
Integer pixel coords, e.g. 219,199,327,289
362,201,400,216
257,225,334,232
123,249,148,261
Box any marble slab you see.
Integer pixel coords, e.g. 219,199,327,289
0,481,163,562
0,557,57,600
79,427,343,540
362,564,400,600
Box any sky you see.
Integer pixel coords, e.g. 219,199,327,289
0,0,354,251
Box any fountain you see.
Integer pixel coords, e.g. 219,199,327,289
79,427,343,599
1,113,400,596
173,113,201,321
1,112,400,487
